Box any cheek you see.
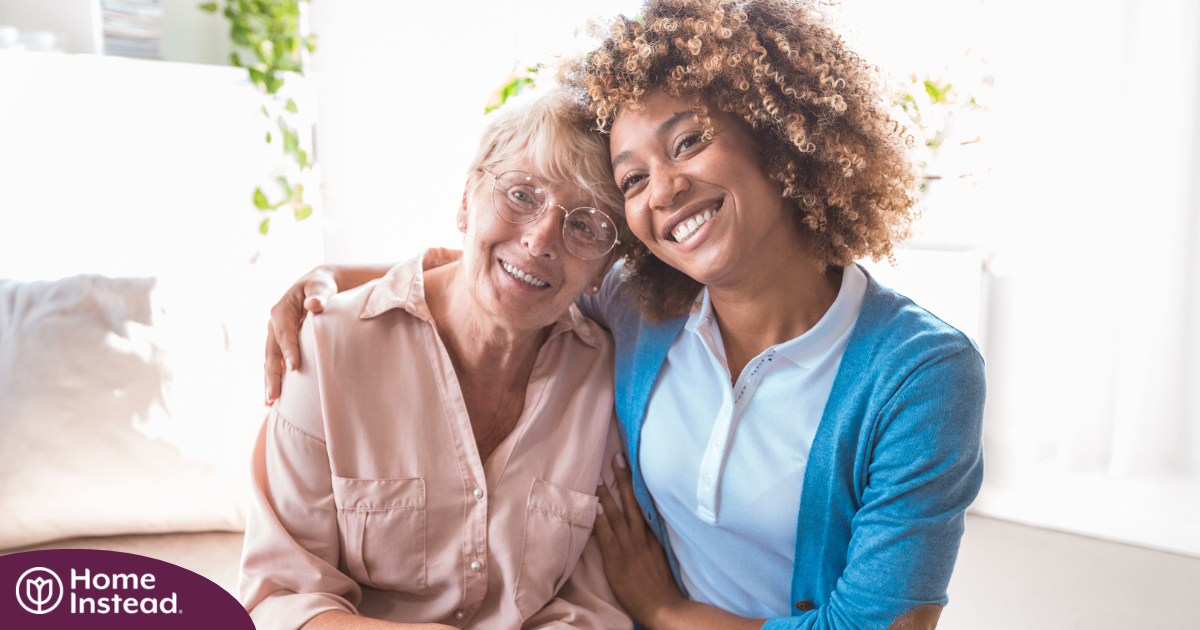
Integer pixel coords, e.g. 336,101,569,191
624,200,658,244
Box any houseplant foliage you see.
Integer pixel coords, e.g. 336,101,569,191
199,0,315,235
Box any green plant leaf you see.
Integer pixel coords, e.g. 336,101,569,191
284,98,298,113
283,128,298,153
924,80,952,104
259,217,270,234
294,205,312,221
277,176,292,199
198,2,218,13
295,149,309,169
265,131,271,143
253,187,270,209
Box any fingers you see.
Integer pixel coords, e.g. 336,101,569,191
592,496,623,574
302,276,336,313
596,482,633,553
269,289,305,374
611,453,648,547
264,321,284,404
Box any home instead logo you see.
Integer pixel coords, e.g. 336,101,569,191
1,548,253,629
16,567,63,614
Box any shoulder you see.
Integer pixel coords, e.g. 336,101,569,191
849,270,984,384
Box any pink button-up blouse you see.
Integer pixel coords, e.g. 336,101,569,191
240,249,631,630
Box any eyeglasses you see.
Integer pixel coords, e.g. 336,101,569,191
485,169,621,261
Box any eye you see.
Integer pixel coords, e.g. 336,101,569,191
569,219,596,237
676,131,705,155
619,172,646,194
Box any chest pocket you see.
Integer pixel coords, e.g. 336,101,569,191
513,479,599,620
332,476,427,594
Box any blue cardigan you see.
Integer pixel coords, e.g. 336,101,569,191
578,266,986,630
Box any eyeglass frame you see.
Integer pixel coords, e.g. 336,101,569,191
482,168,622,261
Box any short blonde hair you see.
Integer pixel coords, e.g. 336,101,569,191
467,87,626,227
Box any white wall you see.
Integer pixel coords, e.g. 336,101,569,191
308,0,642,265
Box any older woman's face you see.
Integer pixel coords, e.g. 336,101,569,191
458,159,613,331
610,89,800,290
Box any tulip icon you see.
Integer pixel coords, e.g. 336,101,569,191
26,576,53,612
15,567,62,614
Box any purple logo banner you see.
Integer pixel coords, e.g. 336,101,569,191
1,549,253,629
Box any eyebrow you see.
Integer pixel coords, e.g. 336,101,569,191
611,110,696,170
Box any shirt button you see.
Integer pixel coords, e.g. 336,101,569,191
795,600,814,611
470,560,482,572
473,488,484,500
710,440,722,452
454,609,466,619
703,474,714,490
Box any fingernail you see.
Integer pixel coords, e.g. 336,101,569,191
596,503,604,515
615,453,626,469
286,357,294,372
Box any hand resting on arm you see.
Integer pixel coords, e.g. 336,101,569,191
265,263,391,402
594,455,767,630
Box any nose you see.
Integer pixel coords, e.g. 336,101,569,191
647,164,689,210
521,205,562,259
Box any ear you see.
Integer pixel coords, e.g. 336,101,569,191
585,260,613,296
457,178,471,232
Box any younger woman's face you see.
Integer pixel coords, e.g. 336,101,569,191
610,89,801,289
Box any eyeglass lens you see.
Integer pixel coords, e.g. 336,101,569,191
492,170,618,260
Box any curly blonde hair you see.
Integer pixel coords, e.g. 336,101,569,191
568,0,921,320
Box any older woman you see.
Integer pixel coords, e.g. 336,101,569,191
265,1,986,629
239,88,633,630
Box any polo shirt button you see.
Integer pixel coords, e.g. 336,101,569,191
795,600,814,611
470,560,482,572
473,488,484,500
645,511,653,521
454,609,465,619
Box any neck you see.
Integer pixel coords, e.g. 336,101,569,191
424,261,550,388
706,236,841,383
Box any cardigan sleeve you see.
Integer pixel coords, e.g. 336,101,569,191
762,344,986,630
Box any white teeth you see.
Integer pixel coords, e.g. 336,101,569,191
501,262,548,287
672,205,720,243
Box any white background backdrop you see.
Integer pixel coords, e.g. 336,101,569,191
1,0,1198,557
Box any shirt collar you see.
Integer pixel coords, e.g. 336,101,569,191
359,248,603,349
684,264,868,370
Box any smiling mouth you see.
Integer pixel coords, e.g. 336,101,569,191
671,200,722,244
500,261,549,288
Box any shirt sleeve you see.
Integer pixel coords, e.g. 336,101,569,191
239,320,362,630
762,345,986,630
520,418,633,630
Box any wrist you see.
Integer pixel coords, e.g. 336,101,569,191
641,592,692,630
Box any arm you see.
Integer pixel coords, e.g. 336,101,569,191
595,348,985,630
594,456,767,630
521,420,633,630
762,347,985,630
265,263,392,403
243,318,453,630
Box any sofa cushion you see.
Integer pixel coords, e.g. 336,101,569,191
0,275,261,549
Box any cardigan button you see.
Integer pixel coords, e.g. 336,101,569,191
795,600,814,611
